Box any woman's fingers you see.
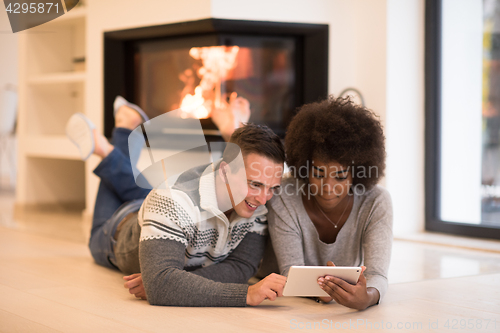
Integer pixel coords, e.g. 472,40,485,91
319,281,342,304
325,279,350,300
319,277,351,305
325,276,355,294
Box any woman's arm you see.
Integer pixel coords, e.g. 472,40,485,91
319,189,393,309
359,189,393,304
267,200,306,276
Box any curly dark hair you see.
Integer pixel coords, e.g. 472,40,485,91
285,95,386,190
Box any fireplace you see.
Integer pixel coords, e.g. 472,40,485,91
104,19,328,139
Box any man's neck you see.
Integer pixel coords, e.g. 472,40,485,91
214,171,234,216
224,209,234,219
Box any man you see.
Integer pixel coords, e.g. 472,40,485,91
66,97,286,307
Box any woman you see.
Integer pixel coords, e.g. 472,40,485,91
268,95,392,310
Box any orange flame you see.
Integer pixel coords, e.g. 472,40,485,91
179,46,240,119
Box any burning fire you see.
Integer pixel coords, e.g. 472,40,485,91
179,86,209,119
179,45,240,119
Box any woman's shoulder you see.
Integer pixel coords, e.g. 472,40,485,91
267,176,306,219
359,184,392,202
269,177,303,205
355,185,393,221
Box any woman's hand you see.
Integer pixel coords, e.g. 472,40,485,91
317,261,335,303
123,273,147,300
318,266,379,310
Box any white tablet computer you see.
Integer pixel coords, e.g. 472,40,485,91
283,266,362,297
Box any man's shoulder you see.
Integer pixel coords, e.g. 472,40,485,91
171,162,212,206
142,187,199,223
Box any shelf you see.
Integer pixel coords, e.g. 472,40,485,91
26,12,85,75
28,72,86,85
24,135,82,160
17,2,87,208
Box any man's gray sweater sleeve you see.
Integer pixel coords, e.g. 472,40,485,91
139,234,263,307
190,232,266,283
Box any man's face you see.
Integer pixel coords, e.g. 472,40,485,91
227,153,283,219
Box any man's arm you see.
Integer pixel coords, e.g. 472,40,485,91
189,232,266,283
140,238,249,307
139,236,285,307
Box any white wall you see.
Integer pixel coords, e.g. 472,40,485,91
0,8,18,188
386,0,425,236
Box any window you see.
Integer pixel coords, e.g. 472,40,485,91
425,0,500,239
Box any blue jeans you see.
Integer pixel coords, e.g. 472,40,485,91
88,128,150,270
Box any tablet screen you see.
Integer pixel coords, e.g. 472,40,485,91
283,266,361,297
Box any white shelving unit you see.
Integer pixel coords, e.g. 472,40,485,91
16,7,87,209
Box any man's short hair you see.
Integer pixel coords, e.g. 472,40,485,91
223,123,285,166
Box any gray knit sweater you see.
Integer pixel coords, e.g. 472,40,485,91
267,178,393,301
139,163,268,307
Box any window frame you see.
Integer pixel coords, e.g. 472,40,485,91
425,0,500,239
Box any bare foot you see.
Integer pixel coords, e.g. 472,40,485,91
93,129,114,158
115,105,143,130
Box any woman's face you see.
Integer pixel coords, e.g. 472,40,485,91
308,159,353,211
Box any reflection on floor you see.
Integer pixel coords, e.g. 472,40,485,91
388,241,500,284
1,189,500,285
0,189,89,244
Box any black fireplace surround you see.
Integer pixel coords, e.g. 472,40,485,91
104,18,328,139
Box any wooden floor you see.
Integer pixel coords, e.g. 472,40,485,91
1,190,500,332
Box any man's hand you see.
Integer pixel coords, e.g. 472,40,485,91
318,266,379,310
123,273,147,300
246,273,286,306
